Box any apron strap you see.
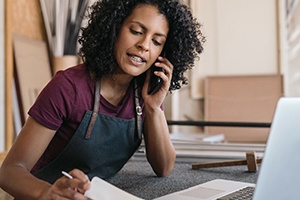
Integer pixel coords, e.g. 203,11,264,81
85,80,100,139
134,79,143,140
85,79,142,140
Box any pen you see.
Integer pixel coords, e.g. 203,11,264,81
62,171,80,192
62,171,73,179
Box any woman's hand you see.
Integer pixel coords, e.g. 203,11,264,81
142,56,176,177
142,56,174,108
39,169,91,200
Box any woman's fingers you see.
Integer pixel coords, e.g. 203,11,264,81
154,57,173,87
50,169,91,199
69,169,91,192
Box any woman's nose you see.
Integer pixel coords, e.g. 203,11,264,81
137,37,150,52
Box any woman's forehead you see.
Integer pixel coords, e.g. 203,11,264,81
126,4,169,34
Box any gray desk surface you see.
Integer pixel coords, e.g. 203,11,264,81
107,158,259,200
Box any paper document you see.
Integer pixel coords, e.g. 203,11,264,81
84,177,143,200
170,132,225,143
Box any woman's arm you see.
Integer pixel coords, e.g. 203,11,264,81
143,105,176,177
142,56,176,177
0,117,90,200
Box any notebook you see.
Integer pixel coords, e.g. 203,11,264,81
155,97,300,200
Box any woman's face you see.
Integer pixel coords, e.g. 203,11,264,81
114,4,169,77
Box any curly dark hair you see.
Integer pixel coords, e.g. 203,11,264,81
78,0,205,92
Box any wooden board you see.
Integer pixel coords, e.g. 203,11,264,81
13,35,52,124
5,0,47,150
0,0,4,152
204,75,283,143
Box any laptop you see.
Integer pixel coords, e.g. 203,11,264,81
154,97,300,200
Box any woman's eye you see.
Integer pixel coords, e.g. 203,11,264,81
153,39,162,46
130,28,142,35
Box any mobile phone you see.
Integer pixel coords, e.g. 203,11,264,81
147,53,165,95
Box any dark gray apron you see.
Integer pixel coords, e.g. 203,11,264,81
33,80,142,184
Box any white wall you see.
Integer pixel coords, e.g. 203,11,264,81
190,0,279,99
284,0,300,96
167,0,281,133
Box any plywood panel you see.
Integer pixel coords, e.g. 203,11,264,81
5,0,47,150
0,0,5,152
12,0,46,41
204,75,283,143
13,35,52,124
5,0,14,151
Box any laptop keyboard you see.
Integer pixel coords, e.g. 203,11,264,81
217,186,255,200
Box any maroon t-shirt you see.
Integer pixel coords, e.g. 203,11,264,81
29,64,146,172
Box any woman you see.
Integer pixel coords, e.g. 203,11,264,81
0,0,205,199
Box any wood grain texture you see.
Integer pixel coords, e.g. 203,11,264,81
5,0,47,150
5,0,13,151
12,0,46,40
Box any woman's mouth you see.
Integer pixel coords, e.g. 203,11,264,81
128,54,146,64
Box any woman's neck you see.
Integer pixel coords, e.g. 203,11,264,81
100,74,133,106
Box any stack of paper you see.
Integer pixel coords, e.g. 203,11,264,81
170,132,225,144
134,132,265,162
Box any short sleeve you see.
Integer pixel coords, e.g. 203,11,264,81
28,71,77,130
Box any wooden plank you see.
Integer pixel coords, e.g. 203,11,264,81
0,152,7,163
12,0,46,41
5,0,13,151
13,35,52,123
0,0,4,152
204,75,283,143
5,0,47,150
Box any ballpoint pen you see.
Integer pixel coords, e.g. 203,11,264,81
62,171,73,179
